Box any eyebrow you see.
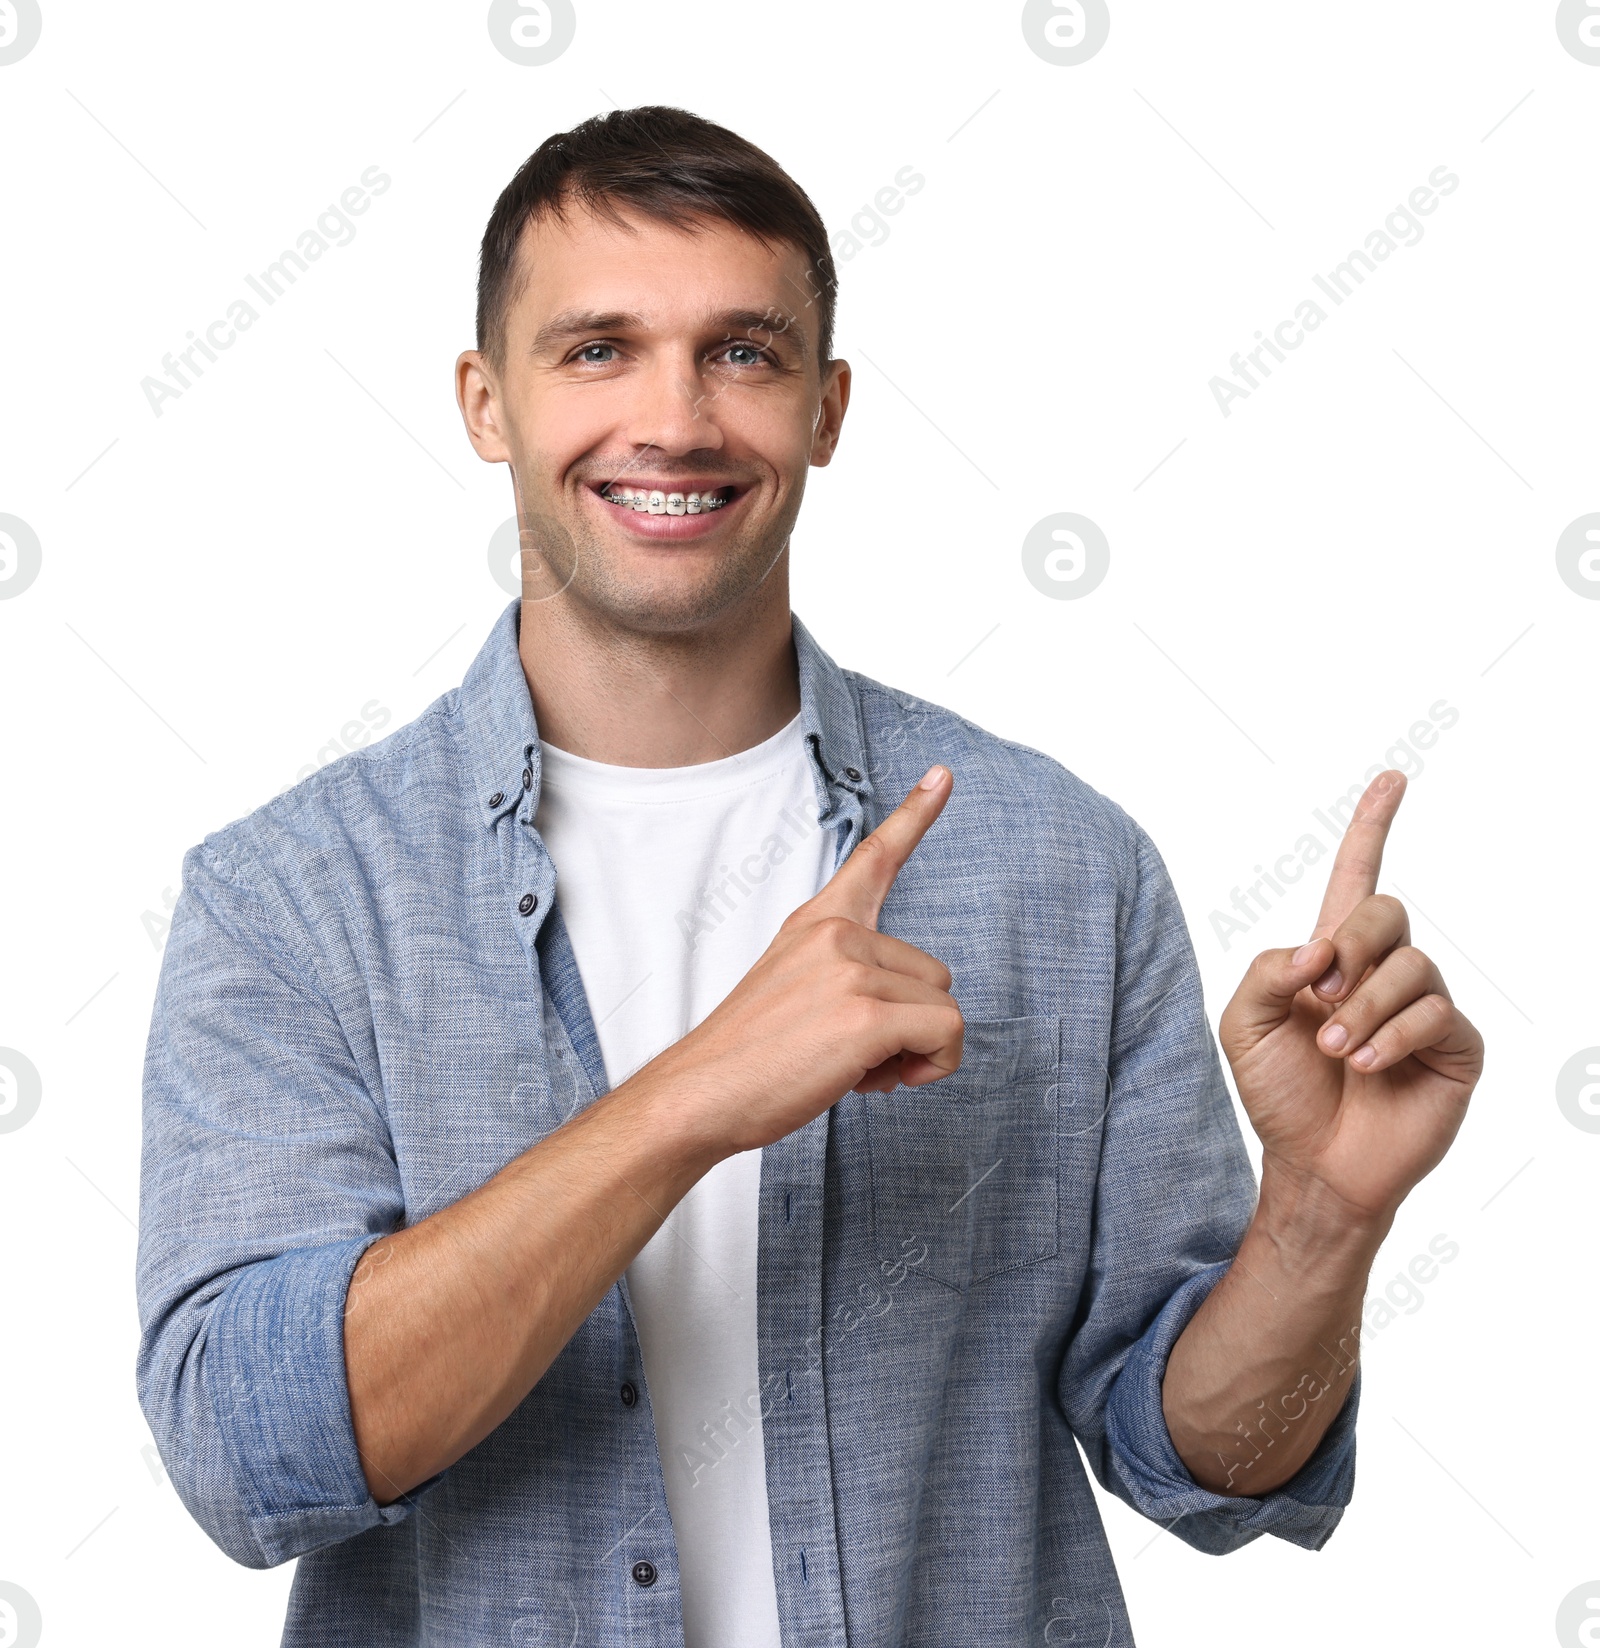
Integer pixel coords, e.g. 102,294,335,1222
530,310,644,355
530,306,811,358
714,309,810,355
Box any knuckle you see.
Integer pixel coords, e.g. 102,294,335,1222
1362,1021,1394,1055
1342,981,1381,1023
1339,900,1391,946
852,831,889,868
814,914,857,949
841,998,882,1043
1418,991,1452,1029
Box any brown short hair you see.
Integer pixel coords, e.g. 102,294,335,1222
475,105,838,374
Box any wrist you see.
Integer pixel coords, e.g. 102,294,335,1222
1254,1155,1392,1282
608,1058,735,1182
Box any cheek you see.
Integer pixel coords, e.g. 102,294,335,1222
719,389,820,477
514,384,613,470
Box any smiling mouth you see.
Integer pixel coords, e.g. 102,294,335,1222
597,484,736,516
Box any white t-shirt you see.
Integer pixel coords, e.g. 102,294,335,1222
533,713,834,1648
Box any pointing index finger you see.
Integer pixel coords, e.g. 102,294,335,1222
814,765,952,931
1309,769,1406,941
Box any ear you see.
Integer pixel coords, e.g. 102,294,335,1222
809,358,851,468
456,350,513,465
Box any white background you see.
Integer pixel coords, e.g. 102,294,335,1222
1,2,1595,1643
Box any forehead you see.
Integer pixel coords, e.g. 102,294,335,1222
507,202,814,338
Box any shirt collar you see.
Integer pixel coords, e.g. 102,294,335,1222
457,598,872,831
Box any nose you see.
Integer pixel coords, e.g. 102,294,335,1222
619,347,727,459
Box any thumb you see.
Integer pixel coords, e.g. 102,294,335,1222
1220,936,1333,1057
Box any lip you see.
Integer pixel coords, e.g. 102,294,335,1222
582,481,749,542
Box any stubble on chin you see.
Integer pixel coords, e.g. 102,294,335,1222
524,487,800,637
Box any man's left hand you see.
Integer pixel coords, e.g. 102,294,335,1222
1218,770,1485,1228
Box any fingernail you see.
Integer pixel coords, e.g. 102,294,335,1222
1321,1023,1349,1052
1292,943,1319,966
917,765,947,791
1350,1043,1377,1069
1315,967,1343,996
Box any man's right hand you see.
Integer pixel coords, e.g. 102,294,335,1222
343,763,959,1502
635,763,964,1157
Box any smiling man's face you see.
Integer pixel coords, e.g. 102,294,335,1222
458,201,850,636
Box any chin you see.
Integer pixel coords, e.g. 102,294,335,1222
584,560,782,637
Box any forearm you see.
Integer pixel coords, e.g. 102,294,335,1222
343,1067,722,1504
1161,1163,1388,1495
342,774,963,1506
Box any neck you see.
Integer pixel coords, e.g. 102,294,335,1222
516,576,801,768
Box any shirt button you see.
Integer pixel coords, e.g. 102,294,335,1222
620,1381,638,1407
631,1560,658,1588
487,791,505,808
522,766,534,790
844,765,862,782
517,893,538,916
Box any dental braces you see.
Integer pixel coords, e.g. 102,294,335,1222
601,486,730,516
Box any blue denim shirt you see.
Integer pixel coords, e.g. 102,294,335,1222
136,598,1359,1647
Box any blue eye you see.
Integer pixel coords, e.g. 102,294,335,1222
578,343,615,363
723,344,763,366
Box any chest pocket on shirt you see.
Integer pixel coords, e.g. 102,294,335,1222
863,1014,1061,1292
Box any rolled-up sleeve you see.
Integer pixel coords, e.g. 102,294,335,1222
1058,818,1359,1555
136,834,422,1568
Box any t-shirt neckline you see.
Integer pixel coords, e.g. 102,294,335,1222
536,713,807,802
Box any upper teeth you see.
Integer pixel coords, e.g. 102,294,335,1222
601,486,728,514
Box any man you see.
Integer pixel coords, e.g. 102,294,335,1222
136,106,1484,1647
